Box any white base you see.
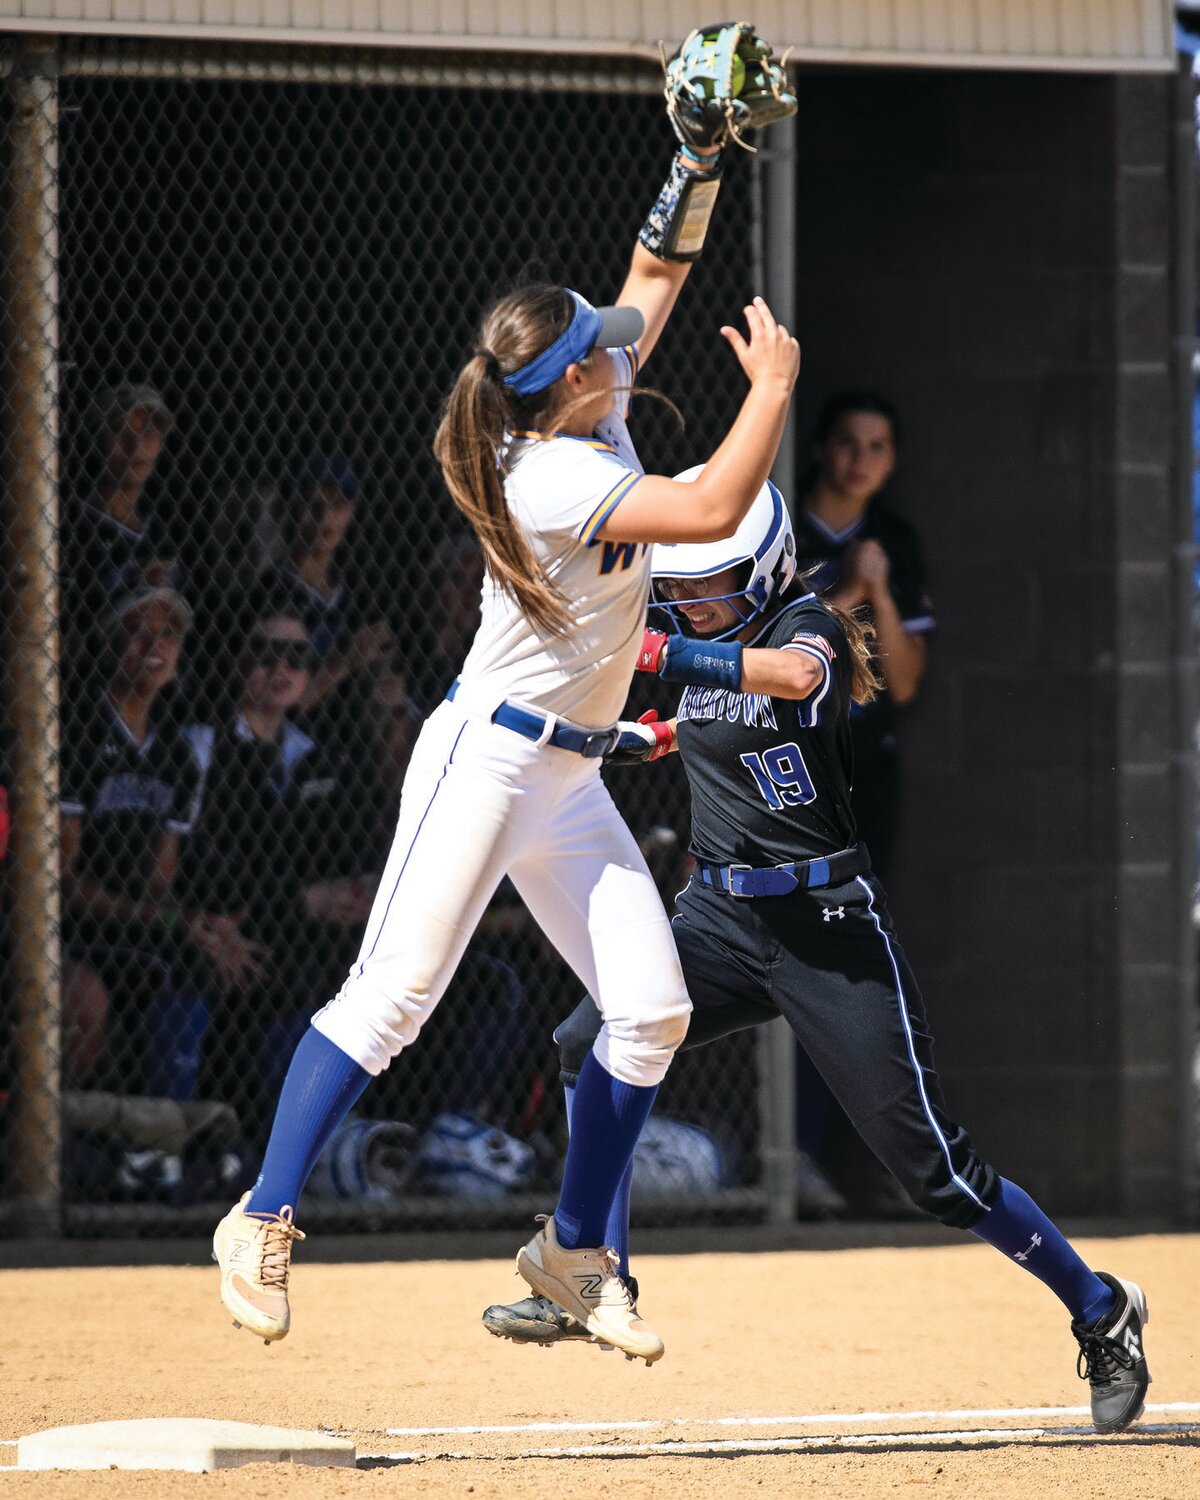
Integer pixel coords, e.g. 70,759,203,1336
18,1418,356,1472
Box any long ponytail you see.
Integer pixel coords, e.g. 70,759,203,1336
433,285,580,638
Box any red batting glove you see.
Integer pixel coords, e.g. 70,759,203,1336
637,628,669,673
636,710,674,761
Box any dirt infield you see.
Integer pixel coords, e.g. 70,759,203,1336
1,1230,1196,1497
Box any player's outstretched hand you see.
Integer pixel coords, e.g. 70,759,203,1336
721,295,800,392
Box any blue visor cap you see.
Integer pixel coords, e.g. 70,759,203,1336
503,290,644,397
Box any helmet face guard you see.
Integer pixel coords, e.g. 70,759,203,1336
651,560,767,641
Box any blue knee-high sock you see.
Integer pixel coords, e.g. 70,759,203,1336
555,1051,656,1252
970,1177,1116,1323
246,1026,371,1216
563,1082,634,1279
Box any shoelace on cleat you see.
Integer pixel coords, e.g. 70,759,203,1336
594,1248,635,1312
1073,1325,1136,1386
246,1205,305,1291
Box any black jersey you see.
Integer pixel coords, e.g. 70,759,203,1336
794,500,933,745
60,693,202,900
61,501,182,625
675,592,857,867
795,499,932,632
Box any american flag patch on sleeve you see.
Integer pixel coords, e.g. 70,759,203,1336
786,633,835,661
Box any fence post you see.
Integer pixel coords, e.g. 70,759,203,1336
751,104,800,1225
3,34,63,1234
759,107,798,500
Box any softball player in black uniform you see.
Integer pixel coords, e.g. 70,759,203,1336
483,473,1151,1435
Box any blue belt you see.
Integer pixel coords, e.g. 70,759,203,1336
446,679,620,759
695,844,870,899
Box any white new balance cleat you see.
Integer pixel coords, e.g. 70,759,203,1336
212,1193,305,1344
515,1215,664,1365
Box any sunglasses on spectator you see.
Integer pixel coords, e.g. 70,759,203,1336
250,639,314,670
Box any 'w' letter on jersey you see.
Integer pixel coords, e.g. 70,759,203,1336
599,540,645,575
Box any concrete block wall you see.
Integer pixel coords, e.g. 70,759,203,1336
786,67,1191,1214
1111,72,1194,1215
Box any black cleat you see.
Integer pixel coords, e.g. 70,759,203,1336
1071,1272,1151,1434
482,1277,641,1349
482,1293,590,1346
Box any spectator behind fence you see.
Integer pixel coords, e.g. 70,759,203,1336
253,452,393,738
179,611,378,1146
62,385,181,668
59,586,266,1098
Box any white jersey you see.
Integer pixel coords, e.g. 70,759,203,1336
309,337,688,1114
456,346,651,729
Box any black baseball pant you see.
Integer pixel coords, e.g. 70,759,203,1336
555,870,997,1230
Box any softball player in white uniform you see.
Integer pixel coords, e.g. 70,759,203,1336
214,135,800,1364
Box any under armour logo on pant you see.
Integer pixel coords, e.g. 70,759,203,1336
822,906,845,922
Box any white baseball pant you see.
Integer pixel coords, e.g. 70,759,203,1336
312,699,691,1087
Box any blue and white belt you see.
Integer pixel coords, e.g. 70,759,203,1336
694,844,870,899
446,679,620,759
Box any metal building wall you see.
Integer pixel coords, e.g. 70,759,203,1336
0,0,1177,72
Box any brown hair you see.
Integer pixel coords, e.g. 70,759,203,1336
796,570,880,706
433,284,586,638
832,602,882,706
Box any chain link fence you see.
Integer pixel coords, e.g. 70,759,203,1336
0,36,782,1235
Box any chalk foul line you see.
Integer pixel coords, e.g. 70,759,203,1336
383,1401,1200,1439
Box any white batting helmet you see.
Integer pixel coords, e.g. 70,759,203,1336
650,468,797,641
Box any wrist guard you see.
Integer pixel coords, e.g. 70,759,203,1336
639,150,724,263
660,635,743,692
637,628,668,673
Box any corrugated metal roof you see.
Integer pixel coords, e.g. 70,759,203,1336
0,0,1177,72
